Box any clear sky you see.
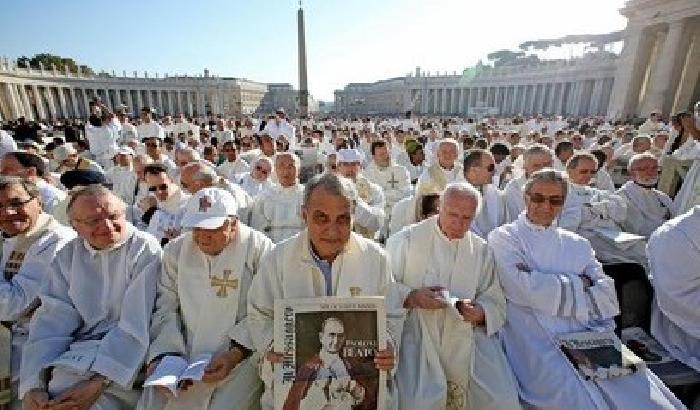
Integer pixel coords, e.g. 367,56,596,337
1,0,628,101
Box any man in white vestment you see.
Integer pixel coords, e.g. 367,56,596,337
85,101,121,170
137,188,273,410
617,153,675,236
20,185,162,410
387,183,521,410
247,173,400,410
502,144,553,222
115,106,137,146
217,141,250,182
0,177,75,410
143,137,176,174
647,206,700,373
415,139,465,193
463,149,506,239
136,107,165,141
0,152,66,214
263,109,295,149
105,146,138,206
363,140,411,240
239,158,273,199
335,149,385,240
488,169,686,410
639,111,667,134
139,163,190,245
250,153,304,243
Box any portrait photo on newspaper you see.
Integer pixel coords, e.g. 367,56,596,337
274,296,387,410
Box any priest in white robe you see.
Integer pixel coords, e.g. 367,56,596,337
415,139,465,193
239,158,273,199
105,146,138,206
463,149,507,239
617,153,676,236
250,153,305,243
217,141,250,182
336,149,386,239
488,169,686,410
502,144,553,222
0,177,75,410
387,183,521,410
247,173,400,410
85,105,121,170
140,163,190,245
647,206,700,373
20,185,162,410
136,107,165,141
0,152,66,214
137,188,273,410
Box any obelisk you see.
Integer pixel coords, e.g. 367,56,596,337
297,0,309,118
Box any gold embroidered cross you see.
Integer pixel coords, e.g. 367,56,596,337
210,269,238,298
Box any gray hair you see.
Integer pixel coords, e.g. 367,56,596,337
0,176,41,202
440,182,482,214
183,161,218,184
522,144,554,164
627,152,658,172
66,184,125,218
524,168,569,199
566,152,598,170
303,172,356,210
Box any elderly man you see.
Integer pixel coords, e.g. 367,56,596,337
463,149,507,239
20,185,162,410
488,169,685,410
217,141,250,182
335,149,386,240
647,206,700,373
0,152,66,214
179,161,253,224
105,146,138,206
139,163,191,244
617,153,675,236
247,173,400,410
239,157,273,199
0,177,75,410
138,188,272,410
53,144,104,174
416,139,465,193
502,144,553,221
387,183,521,410
363,140,412,240
250,153,305,243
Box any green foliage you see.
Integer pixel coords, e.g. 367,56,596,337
15,53,94,75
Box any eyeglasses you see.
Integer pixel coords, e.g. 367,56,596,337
0,197,35,211
72,211,124,226
148,183,169,192
526,193,565,206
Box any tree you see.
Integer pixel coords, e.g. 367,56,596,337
15,53,94,75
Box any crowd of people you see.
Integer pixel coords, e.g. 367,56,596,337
0,98,699,410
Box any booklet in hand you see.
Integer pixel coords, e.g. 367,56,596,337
143,354,212,396
559,331,642,380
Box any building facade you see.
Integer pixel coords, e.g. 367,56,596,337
335,0,700,119
258,83,319,116
0,63,268,122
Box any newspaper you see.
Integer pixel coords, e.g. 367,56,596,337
559,331,642,380
274,297,387,410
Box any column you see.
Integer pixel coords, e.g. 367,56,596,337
589,80,604,115
57,87,68,118
2,83,20,119
556,83,566,115
7,83,24,118
68,88,79,118
641,19,687,115
185,92,193,116
125,89,134,114
145,89,152,109
154,90,162,113
44,87,58,119
176,90,183,115
82,88,91,118
607,25,655,118
32,85,46,120
136,90,144,111
19,86,34,120
166,91,173,114
103,89,113,110
672,28,700,113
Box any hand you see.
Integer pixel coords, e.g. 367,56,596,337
22,389,49,410
146,359,174,398
374,342,395,371
202,349,244,383
265,350,283,364
48,378,105,410
403,287,449,309
457,300,486,326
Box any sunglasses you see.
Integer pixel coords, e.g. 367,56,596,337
527,193,565,206
148,183,169,192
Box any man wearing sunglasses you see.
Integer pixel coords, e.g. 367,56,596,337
139,163,190,245
0,177,75,409
488,169,684,410
464,149,506,239
238,157,273,199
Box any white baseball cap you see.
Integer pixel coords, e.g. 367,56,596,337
181,187,238,229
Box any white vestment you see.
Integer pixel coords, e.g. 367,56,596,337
415,163,466,194
471,184,506,240
138,226,273,410
247,230,402,410
217,158,251,183
647,206,700,373
0,214,74,408
617,181,675,237
250,183,305,243
595,168,615,192
363,163,412,238
118,122,138,145
147,187,191,243
35,179,66,214
388,196,419,237
106,165,138,205
19,225,161,409
352,176,386,238
673,160,700,214
559,183,647,266
503,175,526,222
239,173,272,199
136,121,165,141
386,217,521,410
488,214,685,410
86,119,121,169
